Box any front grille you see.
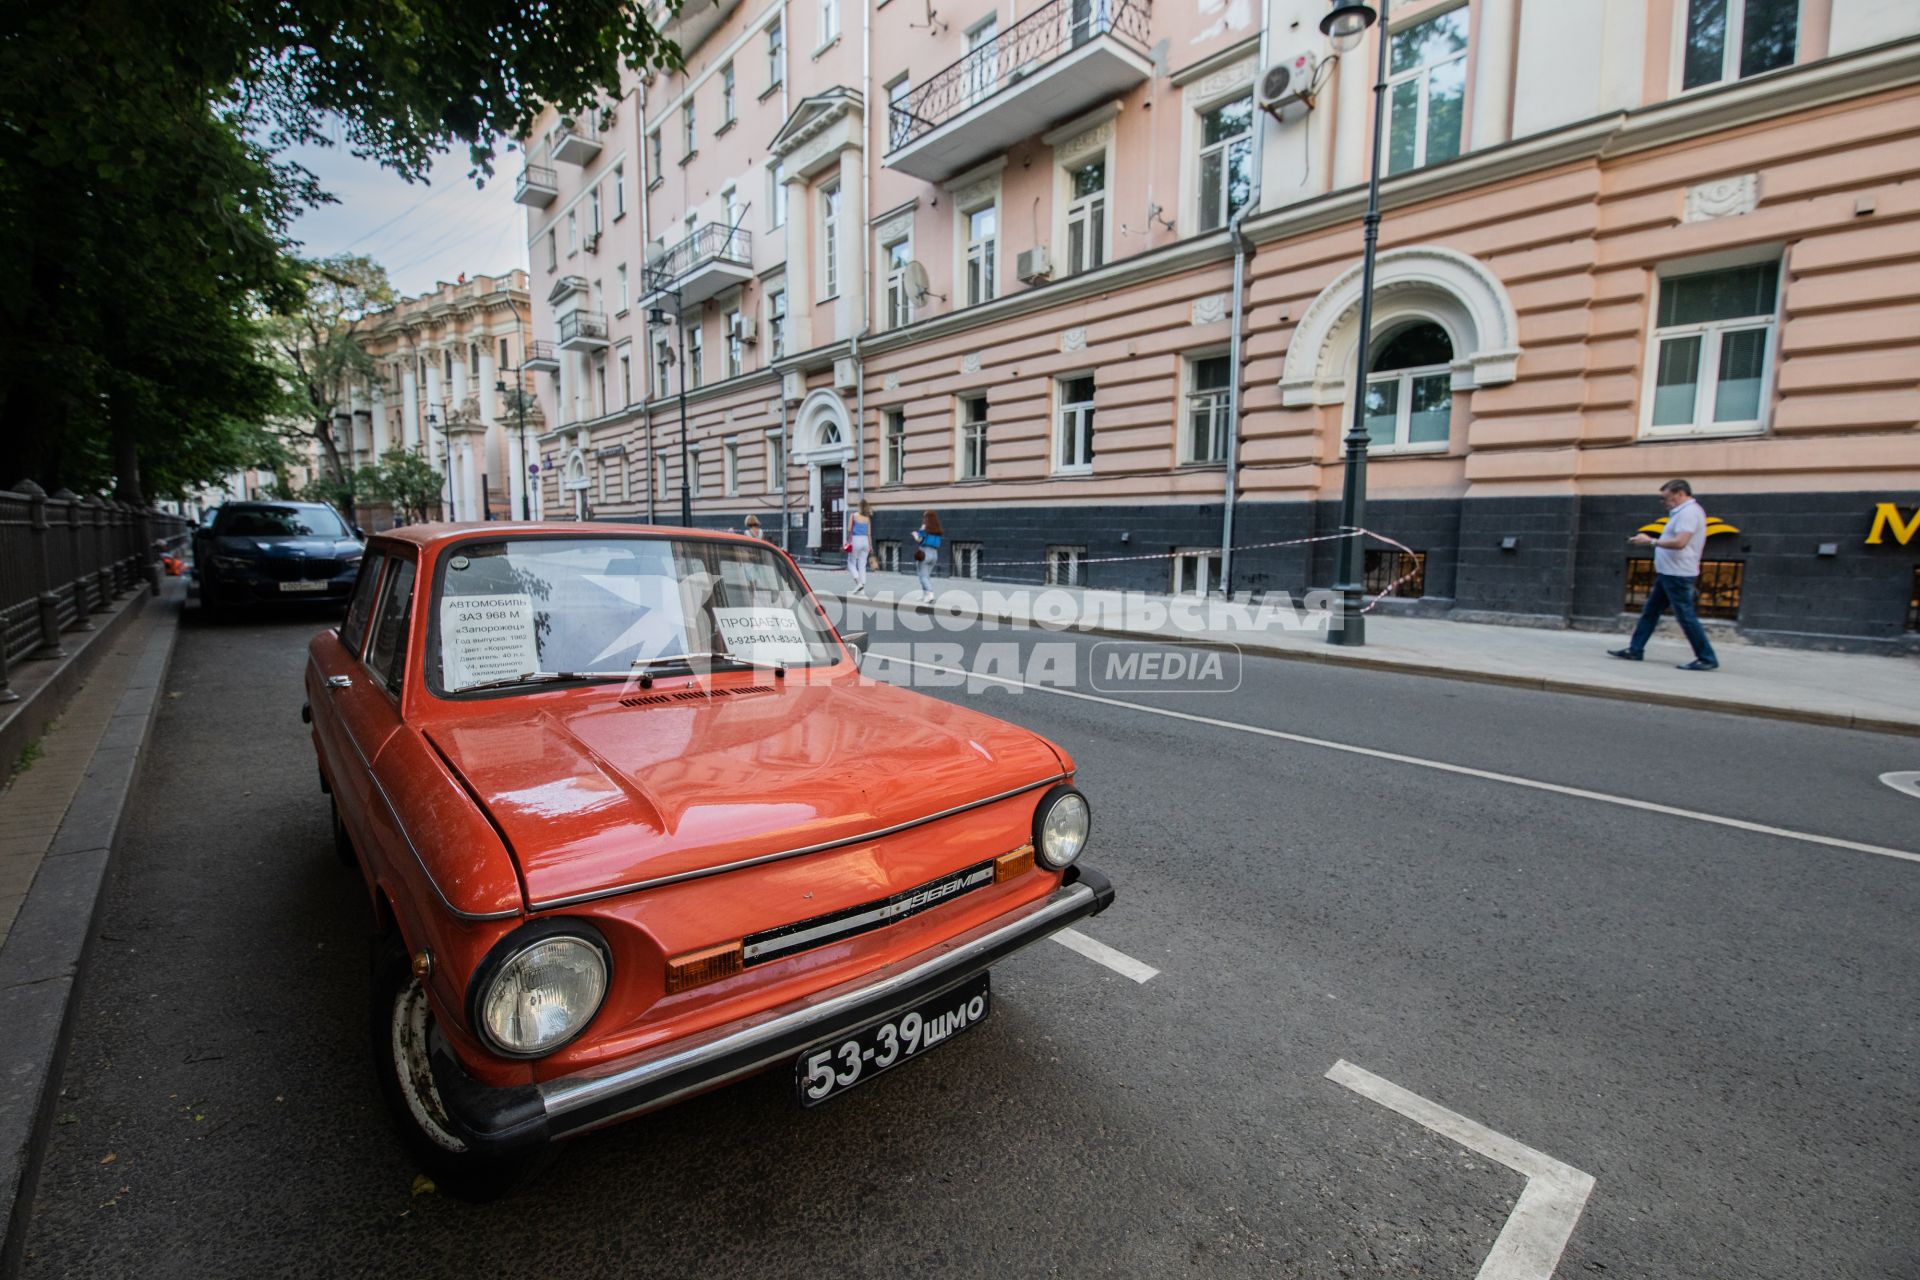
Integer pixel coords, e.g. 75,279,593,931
619,684,776,707
742,859,997,966
265,557,339,581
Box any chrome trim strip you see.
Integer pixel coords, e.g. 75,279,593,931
333,711,522,923
527,772,1068,911
538,879,1098,1127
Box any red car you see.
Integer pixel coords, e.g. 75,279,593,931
306,524,1109,1197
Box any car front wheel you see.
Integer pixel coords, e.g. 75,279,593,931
369,937,547,1201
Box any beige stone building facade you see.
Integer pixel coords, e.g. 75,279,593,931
519,0,1920,647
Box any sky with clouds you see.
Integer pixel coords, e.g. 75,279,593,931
284,133,529,299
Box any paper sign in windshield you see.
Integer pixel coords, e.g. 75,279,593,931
441,594,539,689
714,607,811,666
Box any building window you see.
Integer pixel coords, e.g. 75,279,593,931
822,184,842,298
964,203,996,306
1364,549,1427,598
884,235,913,329
688,325,704,389
618,346,633,406
1682,0,1797,90
1055,376,1095,473
720,62,736,126
820,0,839,44
546,229,557,271
1365,322,1453,451
499,337,511,367
1046,546,1086,586
1197,94,1253,232
1386,7,1468,175
1625,559,1745,619
887,75,913,149
1644,260,1778,436
964,18,998,102
724,307,744,377
877,540,902,571
724,439,740,495
766,434,785,491
590,188,603,237
769,18,785,87
683,101,697,156
769,162,788,228
616,263,629,313
952,541,984,579
689,447,702,499
654,339,672,394
444,349,453,380
958,395,988,480
567,210,578,254
594,357,608,417
1184,355,1232,463
884,409,906,484
648,129,663,180
768,288,788,360
1066,158,1106,275
469,342,480,376
614,163,626,218
1172,549,1221,597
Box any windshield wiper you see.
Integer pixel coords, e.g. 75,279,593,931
453,671,635,695
629,650,788,685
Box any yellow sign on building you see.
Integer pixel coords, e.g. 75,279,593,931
1866,503,1920,546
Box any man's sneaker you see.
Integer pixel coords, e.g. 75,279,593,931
1677,659,1719,671
1607,648,1642,661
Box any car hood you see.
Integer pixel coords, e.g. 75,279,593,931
423,679,1066,908
210,535,362,559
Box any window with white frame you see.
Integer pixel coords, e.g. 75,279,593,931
654,338,672,395
965,18,997,103
683,101,697,156
617,345,633,406
1172,548,1222,597
820,0,839,44
567,209,578,253
1065,157,1106,275
887,76,913,149
722,184,740,230
958,395,988,479
614,163,626,218
1055,376,1095,472
884,409,906,484
884,235,913,329
616,264,629,313
766,433,785,491
546,228,557,271
499,337,511,367
951,542,984,579
822,184,842,297
590,188,602,237
1046,546,1086,586
599,455,611,504
721,63,736,127
769,18,785,87
768,288,788,360
647,129,663,180
1385,7,1468,175
1184,354,1232,463
1197,94,1254,231
1644,260,1779,435
724,439,740,494
1681,0,1797,91
593,356,608,418
689,447,702,499
769,162,788,227
1364,322,1453,451
724,306,744,377
964,203,996,306
688,323,705,389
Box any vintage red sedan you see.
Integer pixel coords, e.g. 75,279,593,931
306,523,1110,1197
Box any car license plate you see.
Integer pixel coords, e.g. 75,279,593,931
279,580,329,592
795,973,990,1107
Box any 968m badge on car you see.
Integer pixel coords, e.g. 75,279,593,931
796,973,991,1106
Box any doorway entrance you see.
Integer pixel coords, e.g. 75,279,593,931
820,464,845,555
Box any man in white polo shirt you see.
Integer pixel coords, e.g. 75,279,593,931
1609,478,1720,671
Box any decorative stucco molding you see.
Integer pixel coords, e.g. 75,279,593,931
883,372,901,391
950,176,1000,212
874,208,915,243
1188,57,1257,103
1053,121,1114,166
1191,295,1228,325
1279,245,1523,407
961,352,982,374
1683,173,1760,222
1061,327,1088,353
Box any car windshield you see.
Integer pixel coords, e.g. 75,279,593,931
431,536,842,694
217,506,348,538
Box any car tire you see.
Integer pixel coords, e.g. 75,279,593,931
330,798,357,867
369,936,549,1202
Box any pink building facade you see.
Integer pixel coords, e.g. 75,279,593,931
520,0,1920,648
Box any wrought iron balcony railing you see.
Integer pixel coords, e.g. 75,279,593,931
887,0,1150,151
522,341,559,370
557,311,609,346
642,223,754,295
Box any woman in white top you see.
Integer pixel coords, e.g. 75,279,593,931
846,499,873,593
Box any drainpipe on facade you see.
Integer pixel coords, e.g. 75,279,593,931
1218,15,1272,601
777,379,792,553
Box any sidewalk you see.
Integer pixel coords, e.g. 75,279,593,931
801,566,1920,737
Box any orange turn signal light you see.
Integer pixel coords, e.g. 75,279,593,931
665,941,744,994
995,843,1035,883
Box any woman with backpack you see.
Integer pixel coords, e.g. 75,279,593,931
911,510,943,598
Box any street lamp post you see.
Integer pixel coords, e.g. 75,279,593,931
1322,0,1385,647
494,368,535,520
427,409,456,522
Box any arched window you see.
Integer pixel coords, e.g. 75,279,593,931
818,419,842,447
1364,322,1453,451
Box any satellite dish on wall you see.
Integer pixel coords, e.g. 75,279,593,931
904,260,945,304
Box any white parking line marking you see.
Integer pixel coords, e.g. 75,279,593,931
1327,1060,1596,1280
870,654,1920,867
1881,771,1920,802
1052,928,1160,982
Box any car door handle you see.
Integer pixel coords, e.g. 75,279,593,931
326,675,353,690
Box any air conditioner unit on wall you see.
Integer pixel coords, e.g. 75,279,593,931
1259,52,1319,116
583,231,601,253
1016,246,1052,284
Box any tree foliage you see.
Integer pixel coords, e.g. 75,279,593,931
266,255,396,506
0,0,678,499
359,448,445,524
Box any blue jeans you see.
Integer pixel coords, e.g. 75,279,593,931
916,550,935,594
1629,573,1718,664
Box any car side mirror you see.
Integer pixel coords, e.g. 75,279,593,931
841,630,869,663
353,525,367,540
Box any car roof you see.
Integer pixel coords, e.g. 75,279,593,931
220,500,334,510
368,522,767,555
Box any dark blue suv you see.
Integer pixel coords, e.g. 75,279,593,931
192,501,365,618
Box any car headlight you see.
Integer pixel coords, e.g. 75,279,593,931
469,924,610,1058
211,554,258,572
1032,785,1091,870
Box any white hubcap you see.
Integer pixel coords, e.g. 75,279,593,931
391,979,468,1154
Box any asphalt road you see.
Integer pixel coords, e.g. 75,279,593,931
19,596,1920,1279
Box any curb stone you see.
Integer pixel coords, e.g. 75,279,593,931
0,599,179,1280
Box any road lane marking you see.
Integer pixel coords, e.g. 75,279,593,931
1881,771,1920,802
869,654,1920,867
1052,928,1160,982
1327,1059,1596,1280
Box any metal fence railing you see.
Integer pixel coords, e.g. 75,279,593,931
887,0,1151,151
642,223,753,296
0,481,188,701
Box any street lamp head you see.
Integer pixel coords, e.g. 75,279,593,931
648,306,670,326
1321,0,1377,52
495,378,507,393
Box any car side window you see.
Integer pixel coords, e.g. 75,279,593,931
363,560,417,696
340,555,385,655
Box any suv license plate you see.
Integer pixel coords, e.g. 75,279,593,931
795,972,990,1107
279,580,329,592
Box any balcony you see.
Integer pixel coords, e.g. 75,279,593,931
649,0,744,58
514,164,558,207
556,311,610,352
552,117,602,165
523,341,560,373
640,223,754,309
884,0,1152,182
